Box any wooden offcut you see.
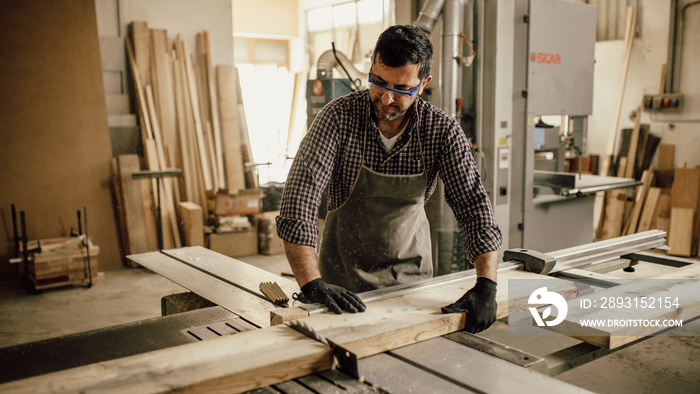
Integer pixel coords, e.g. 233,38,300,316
668,207,695,256
178,202,205,247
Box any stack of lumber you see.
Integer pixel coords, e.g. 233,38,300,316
114,22,257,254
597,110,661,240
598,134,700,257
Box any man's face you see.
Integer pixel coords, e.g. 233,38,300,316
368,59,430,122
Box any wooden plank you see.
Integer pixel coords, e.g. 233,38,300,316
294,270,578,359
216,65,246,194
145,85,182,248
637,187,661,232
117,154,150,254
150,29,177,169
601,5,636,177
624,105,642,179
172,47,196,203
623,167,653,235
180,38,213,192
668,207,695,257
0,324,332,394
671,168,700,209
602,191,626,239
203,31,226,191
128,250,277,327
658,144,675,169
231,66,258,189
671,168,700,256
178,202,204,247
0,256,576,392
160,246,299,299
130,22,150,89
544,278,700,349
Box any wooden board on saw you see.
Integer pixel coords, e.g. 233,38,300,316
542,278,700,349
282,270,579,360
0,324,332,394
159,246,300,300
0,270,577,393
127,249,284,328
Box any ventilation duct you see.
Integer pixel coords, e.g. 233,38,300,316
316,49,368,90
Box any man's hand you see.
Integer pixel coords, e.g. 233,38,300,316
441,277,497,333
296,278,367,314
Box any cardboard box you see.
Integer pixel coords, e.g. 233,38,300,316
257,211,285,255
215,189,263,215
208,229,258,258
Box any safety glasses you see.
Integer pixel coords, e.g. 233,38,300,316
368,69,424,97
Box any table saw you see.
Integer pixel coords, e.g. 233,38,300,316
1,230,698,393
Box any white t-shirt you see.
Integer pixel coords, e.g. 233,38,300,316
379,122,409,153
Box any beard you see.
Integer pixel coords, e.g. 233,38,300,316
371,99,408,122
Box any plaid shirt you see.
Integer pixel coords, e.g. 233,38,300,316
277,90,501,262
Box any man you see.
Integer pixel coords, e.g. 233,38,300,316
276,25,502,333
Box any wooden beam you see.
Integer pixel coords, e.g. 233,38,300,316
216,65,246,194
0,325,332,394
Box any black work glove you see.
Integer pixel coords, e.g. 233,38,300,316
441,277,497,333
295,278,367,314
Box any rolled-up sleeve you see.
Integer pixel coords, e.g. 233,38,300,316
439,123,502,262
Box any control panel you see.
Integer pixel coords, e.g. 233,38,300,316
643,93,683,112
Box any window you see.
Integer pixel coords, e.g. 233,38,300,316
235,38,294,183
306,0,394,79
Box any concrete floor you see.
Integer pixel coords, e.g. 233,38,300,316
0,253,698,393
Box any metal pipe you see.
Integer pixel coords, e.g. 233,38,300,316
442,0,464,118
414,0,446,34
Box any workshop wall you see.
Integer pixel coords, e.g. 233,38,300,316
0,0,121,280
588,0,700,169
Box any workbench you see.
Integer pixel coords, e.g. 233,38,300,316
1,230,698,393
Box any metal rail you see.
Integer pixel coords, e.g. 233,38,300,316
301,230,667,315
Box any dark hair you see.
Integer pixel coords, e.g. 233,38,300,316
372,25,433,80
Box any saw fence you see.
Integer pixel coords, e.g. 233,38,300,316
112,22,259,258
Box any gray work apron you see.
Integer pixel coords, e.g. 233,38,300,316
318,108,433,293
